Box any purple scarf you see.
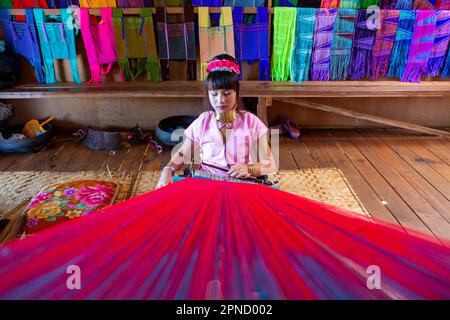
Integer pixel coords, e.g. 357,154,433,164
401,10,436,82
426,10,450,77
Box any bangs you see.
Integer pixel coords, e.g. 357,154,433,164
205,71,240,91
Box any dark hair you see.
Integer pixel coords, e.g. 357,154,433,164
204,54,243,113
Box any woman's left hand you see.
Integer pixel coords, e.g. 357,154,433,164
228,164,251,179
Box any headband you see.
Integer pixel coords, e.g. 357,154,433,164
206,59,241,75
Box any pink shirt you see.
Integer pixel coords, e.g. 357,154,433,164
184,111,268,176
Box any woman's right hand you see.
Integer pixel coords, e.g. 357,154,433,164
155,169,173,189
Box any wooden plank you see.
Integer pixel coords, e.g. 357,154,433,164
301,131,335,168
277,136,298,170
421,138,450,166
280,99,450,138
323,131,401,224
378,133,450,201
4,81,450,99
347,131,450,240
120,143,150,173
283,136,318,169
332,130,435,237
358,130,450,224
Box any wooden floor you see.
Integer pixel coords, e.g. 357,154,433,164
0,128,449,243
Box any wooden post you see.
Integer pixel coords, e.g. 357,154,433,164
257,97,271,127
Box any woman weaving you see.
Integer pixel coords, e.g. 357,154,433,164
156,54,278,189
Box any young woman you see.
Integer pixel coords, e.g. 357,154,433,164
156,54,278,189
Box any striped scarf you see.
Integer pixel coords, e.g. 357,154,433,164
401,10,436,82
233,7,270,80
370,10,400,80
412,0,437,9
291,8,316,82
394,0,413,8
156,5,196,80
441,46,450,77
330,8,356,80
112,8,161,82
361,0,380,8
348,9,377,80
271,7,297,82
311,8,337,81
426,10,450,76
198,7,235,80
387,10,416,78
339,0,360,8
381,0,397,8
321,0,340,7
440,0,450,8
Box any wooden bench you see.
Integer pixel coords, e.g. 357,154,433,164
1,81,450,137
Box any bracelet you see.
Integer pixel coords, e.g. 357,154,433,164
163,165,176,176
248,164,256,176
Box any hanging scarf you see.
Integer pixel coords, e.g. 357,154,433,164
299,0,322,6
198,7,235,80
440,0,450,8
321,0,340,7
156,4,196,81
370,10,400,80
0,1,12,8
401,10,436,82
79,8,120,84
116,0,152,6
33,8,80,83
394,0,413,8
360,0,380,7
79,0,117,7
441,46,450,77
233,7,270,80
380,0,397,8
348,9,377,80
274,0,299,5
412,0,437,9
47,0,79,7
311,8,337,81
0,8,45,83
112,8,161,82
291,8,316,83
387,10,416,78
223,0,266,5
339,0,360,8
426,10,450,76
330,8,356,80
11,0,48,22
271,7,296,82
191,0,221,5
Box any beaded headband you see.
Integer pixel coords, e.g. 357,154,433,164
206,59,241,75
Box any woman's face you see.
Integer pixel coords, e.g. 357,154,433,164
208,89,237,114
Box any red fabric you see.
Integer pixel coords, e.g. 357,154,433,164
0,178,449,299
12,0,48,22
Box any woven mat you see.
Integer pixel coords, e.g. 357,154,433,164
0,169,368,217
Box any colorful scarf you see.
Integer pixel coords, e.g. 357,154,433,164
0,1,12,8
440,0,450,8
321,0,340,7
0,8,45,83
412,0,437,9
223,0,265,5
191,0,221,5
441,46,450,77
233,7,270,80
79,8,119,84
311,8,337,81
116,0,152,6
339,0,360,8
271,7,297,82
79,0,117,7
387,10,416,78
360,0,380,7
34,8,80,83
330,8,356,80
370,10,400,79
298,0,322,6
156,5,196,80
11,0,48,8
380,0,397,7
348,9,377,80
426,10,450,76
401,10,436,82
291,8,316,82
47,0,79,7
112,8,161,82
274,0,299,5
394,0,413,8
198,7,235,80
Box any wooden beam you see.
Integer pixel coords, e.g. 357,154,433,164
279,98,450,138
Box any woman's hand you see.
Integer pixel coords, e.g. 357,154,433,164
227,164,251,179
155,169,174,189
